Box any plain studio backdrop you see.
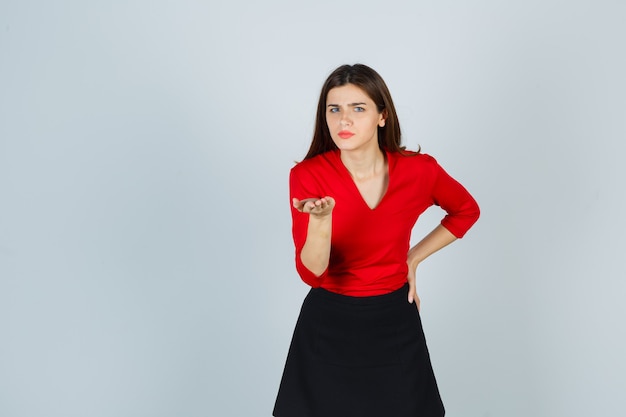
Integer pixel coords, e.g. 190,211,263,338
1,1,625,416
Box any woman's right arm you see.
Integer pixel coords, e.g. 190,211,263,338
293,197,335,277
290,165,335,287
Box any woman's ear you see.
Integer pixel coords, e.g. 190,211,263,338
379,109,387,127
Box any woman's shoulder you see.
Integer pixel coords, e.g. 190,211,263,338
389,149,439,170
291,150,338,174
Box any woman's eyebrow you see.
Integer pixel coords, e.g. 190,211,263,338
327,102,368,107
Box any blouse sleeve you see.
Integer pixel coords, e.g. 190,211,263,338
289,166,328,287
429,157,480,238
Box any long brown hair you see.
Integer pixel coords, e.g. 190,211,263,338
304,64,408,160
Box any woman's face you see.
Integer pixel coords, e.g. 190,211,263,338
326,84,385,153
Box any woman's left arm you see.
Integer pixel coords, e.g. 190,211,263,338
406,225,457,310
407,156,480,310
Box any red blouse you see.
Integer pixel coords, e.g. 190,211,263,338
289,150,480,296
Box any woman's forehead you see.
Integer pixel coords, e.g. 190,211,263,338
326,84,373,104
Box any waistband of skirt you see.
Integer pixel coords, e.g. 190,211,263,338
309,283,409,305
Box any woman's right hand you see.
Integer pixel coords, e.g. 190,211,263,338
293,197,335,217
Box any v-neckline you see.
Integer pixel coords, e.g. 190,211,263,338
336,149,392,211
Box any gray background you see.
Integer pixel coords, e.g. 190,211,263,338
1,0,625,416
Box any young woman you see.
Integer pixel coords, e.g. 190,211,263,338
273,64,480,417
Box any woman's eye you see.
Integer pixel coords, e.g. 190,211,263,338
329,107,340,113
354,107,365,112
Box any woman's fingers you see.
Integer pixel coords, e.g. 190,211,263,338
293,198,315,212
408,282,421,311
293,197,335,215
407,265,421,311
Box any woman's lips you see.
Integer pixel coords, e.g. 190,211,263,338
338,131,354,139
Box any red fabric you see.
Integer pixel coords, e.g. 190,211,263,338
290,150,480,296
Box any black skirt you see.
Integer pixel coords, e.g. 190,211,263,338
273,284,445,417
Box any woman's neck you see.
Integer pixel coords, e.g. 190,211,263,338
340,148,386,181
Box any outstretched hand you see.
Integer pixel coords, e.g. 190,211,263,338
407,262,421,311
293,197,335,217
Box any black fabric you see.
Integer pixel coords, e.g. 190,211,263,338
273,284,445,417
